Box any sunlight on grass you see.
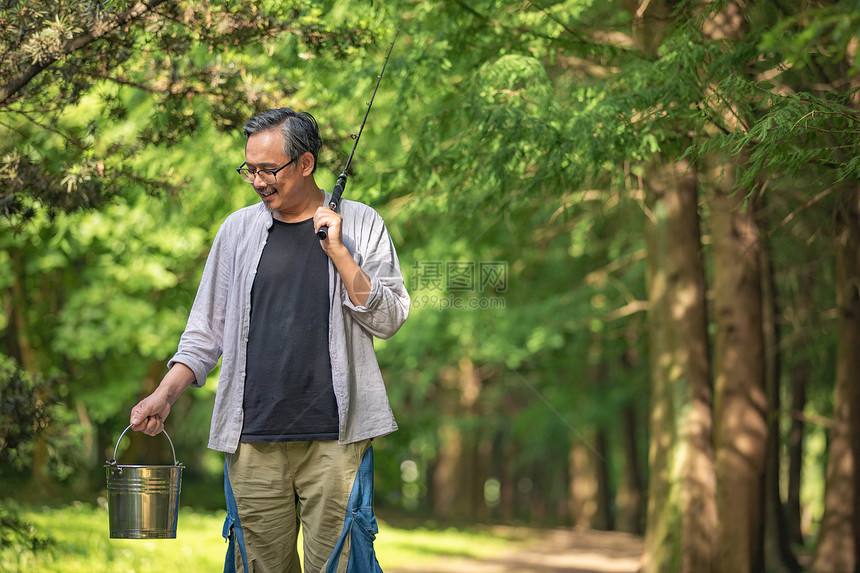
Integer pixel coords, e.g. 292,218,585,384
4,502,225,573
2,502,521,573
376,522,523,568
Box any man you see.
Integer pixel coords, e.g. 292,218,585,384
129,108,410,572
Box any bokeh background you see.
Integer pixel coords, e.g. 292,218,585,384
2,1,859,572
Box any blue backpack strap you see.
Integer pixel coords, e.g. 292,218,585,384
326,446,384,573
223,459,249,573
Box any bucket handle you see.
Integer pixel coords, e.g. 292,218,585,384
108,424,180,466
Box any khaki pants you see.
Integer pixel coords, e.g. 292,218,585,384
226,439,371,573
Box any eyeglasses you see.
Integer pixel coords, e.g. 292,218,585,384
236,158,296,184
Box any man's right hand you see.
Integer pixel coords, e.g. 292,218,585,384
130,391,172,436
129,362,196,436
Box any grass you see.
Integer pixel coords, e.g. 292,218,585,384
3,502,225,573
377,520,527,567
1,501,525,573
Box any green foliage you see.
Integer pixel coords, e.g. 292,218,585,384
0,357,55,468
0,0,385,225
760,0,860,75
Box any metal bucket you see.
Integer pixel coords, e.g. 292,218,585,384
105,424,183,539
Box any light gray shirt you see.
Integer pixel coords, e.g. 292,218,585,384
169,194,410,453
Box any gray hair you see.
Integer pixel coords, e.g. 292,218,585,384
243,108,322,173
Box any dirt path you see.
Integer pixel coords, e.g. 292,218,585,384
387,528,643,573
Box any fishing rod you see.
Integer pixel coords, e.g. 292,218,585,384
317,30,399,240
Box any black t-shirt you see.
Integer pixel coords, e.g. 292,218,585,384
240,217,339,442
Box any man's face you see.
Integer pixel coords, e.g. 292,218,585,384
244,129,300,211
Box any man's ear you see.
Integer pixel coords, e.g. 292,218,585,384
300,151,315,176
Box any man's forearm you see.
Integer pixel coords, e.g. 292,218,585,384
328,247,372,307
158,362,196,404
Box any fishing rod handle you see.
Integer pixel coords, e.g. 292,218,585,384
316,179,346,240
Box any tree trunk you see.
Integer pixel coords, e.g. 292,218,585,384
433,423,471,517
594,429,612,531
711,173,768,573
786,275,812,545
618,403,645,534
4,251,34,368
589,363,613,531
498,443,516,521
700,0,769,569
618,342,646,535
569,439,599,528
641,158,718,573
626,0,718,567
474,436,494,520
432,357,484,519
812,187,860,573
760,219,801,572
7,250,50,491
530,462,549,523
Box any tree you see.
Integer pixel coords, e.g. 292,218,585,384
0,0,382,226
640,160,718,571
697,2,770,571
812,187,860,572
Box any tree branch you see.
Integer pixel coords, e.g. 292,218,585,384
0,0,168,106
